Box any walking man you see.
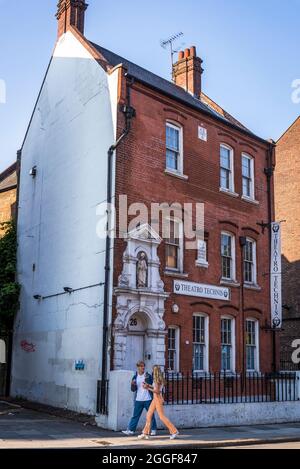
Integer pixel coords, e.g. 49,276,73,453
122,360,157,436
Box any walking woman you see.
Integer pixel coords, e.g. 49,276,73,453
138,365,179,440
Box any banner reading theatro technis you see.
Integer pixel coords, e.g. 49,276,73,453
270,222,282,329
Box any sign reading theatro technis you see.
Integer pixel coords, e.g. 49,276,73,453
270,222,282,329
174,280,230,301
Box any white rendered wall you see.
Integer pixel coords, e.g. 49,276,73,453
11,31,118,414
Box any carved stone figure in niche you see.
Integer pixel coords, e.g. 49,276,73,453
136,252,148,288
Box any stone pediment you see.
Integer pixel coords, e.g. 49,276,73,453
126,223,162,244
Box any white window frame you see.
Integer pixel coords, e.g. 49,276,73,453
193,314,209,372
165,217,184,273
221,232,236,282
220,316,236,373
246,318,260,372
220,144,235,193
244,238,257,285
242,153,255,200
166,122,184,175
167,326,180,372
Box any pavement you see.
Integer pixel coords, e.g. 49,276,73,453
1,402,300,449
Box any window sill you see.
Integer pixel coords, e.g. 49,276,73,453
192,371,236,378
191,371,210,376
195,260,209,268
219,187,239,198
220,279,240,288
164,270,189,279
165,169,189,181
241,195,259,205
165,371,183,379
221,371,237,376
244,283,261,291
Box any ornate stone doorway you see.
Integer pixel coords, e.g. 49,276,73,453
113,224,169,371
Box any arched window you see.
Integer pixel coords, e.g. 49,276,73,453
166,122,183,174
193,314,209,372
221,316,236,372
242,153,255,200
221,231,236,281
220,144,234,192
167,326,180,372
165,218,184,273
246,318,260,372
244,238,257,285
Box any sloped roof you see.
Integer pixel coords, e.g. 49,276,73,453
0,162,17,191
90,41,264,141
277,116,300,143
200,92,250,132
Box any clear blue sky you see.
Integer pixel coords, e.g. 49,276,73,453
0,0,299,172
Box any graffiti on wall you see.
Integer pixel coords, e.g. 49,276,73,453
20,340,36,353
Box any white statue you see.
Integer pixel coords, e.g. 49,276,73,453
137,252,148,288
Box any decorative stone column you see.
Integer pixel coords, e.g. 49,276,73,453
113,224,169,370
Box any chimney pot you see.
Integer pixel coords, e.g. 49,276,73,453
190,46,197,57
172,45,203,98
56,0,88,38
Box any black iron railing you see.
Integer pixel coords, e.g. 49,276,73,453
97,379,109,414
280,351,300,371
163,371,299,405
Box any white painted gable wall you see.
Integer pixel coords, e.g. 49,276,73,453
11,31,118,414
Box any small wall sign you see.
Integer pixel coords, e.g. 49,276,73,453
198,125,208,141
75,360,85,371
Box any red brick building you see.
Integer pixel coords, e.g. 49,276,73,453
105,45,277,374
275,117,300,368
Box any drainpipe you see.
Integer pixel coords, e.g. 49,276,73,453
265,140,276,372
239,235,247,389
100,74,135,412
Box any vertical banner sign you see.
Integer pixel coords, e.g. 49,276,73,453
270,222,282,328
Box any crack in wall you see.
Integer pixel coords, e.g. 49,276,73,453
65,302,103,313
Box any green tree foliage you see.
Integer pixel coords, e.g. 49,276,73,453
0,221,20,331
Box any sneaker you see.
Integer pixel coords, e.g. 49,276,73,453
150,430,157,436
170,431,179,440
137,433,149,440
122,430,135,436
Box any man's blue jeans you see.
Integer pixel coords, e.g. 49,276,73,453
128,399,157,432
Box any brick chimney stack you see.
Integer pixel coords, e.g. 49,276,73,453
56,0,88,38
172,46,204,97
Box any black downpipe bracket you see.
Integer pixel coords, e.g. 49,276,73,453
100,75,135,412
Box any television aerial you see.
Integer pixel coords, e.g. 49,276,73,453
160,32,184,70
